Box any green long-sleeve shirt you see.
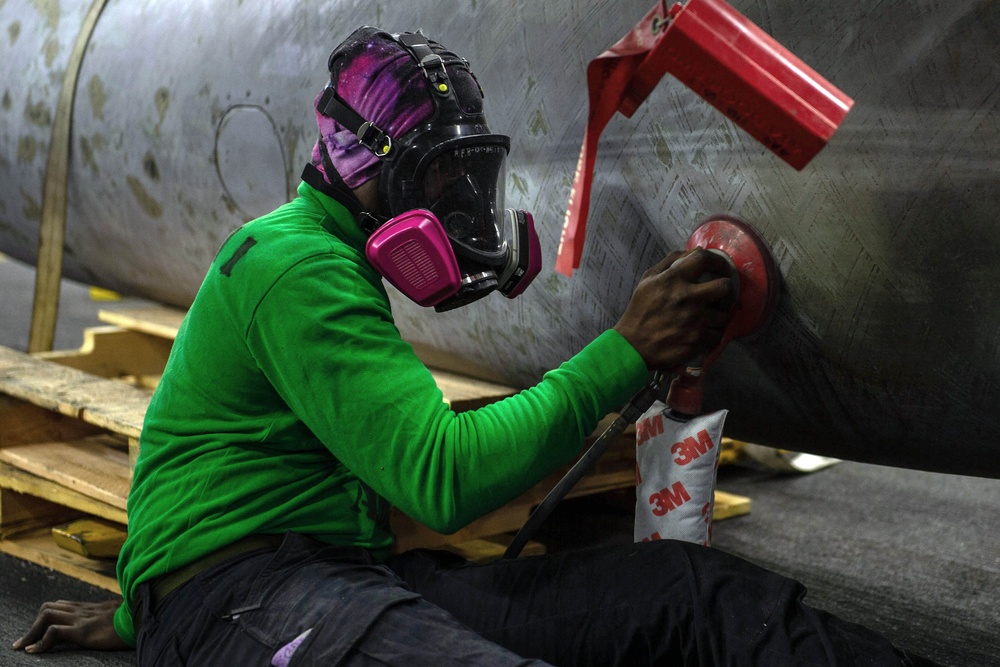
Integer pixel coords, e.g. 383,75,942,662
113,181,649,646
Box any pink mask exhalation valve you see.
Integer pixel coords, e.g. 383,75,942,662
555,0,855,276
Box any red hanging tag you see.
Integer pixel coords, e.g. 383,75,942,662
555,0,854,277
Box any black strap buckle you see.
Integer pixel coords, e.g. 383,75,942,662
418,53,452,97
317,86,394,159
356,121,393,157
398,32,454,98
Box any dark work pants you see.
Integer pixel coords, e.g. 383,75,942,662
135,532,910,666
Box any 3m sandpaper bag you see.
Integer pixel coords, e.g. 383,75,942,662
635,402,727,545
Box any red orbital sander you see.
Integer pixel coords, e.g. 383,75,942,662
666,215,780,416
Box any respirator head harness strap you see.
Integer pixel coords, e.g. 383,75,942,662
317,90,393,160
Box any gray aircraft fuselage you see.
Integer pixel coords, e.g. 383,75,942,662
2,0,998,477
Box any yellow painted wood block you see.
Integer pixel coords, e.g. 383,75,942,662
88,287,122,301
52,518,127,559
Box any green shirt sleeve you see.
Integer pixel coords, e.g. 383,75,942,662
113,601,135,648
246,252,648,533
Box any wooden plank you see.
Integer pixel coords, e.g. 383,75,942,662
0,529,120,594
99,306,185,340
392,499,534,553
392,449,637,552
0,486,83,539
408,339,512,386
35,326,173,380
128,436,140,475
0,345,149,439
713,490,752,520
434,369,519,411
80,397,148,440
393,440,746,553
393,486,747,553
719,438,748,466
0,463,128,524
444,533,546,561
0,435,130,510
0,395,103,447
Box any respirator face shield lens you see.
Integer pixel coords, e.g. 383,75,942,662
420,141,508,265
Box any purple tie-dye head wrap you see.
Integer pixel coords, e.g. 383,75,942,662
311,27,481,191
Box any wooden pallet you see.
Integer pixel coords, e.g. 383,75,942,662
0,305,750,591
0,347,142,592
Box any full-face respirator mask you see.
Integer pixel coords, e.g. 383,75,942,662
302,31,541,312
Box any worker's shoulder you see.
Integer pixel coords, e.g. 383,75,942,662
187,199,374,336
213,197,363,281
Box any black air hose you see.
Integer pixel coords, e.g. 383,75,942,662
503,371,668,559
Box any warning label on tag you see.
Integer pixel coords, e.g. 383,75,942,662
634,403,727,546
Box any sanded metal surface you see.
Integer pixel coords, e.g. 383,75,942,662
1,1,999,476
